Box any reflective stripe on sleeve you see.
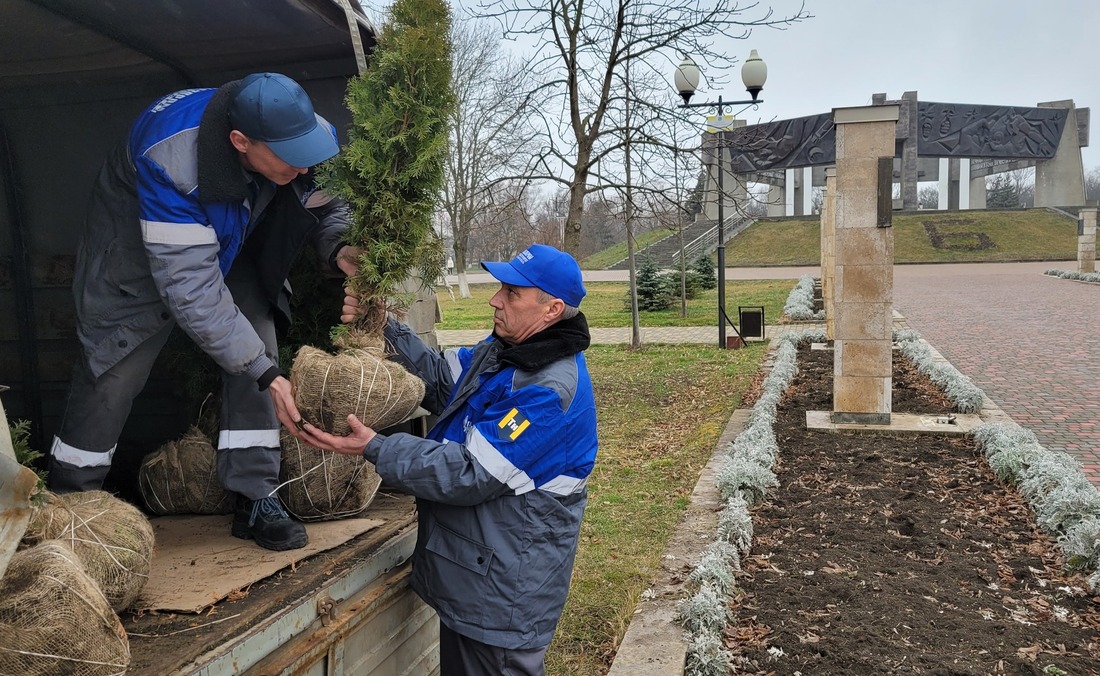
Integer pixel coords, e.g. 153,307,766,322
141,220,218,246
50,437,115,468
445,349,463,382
539,474,588,496
467,426,535,495
218,429,281,450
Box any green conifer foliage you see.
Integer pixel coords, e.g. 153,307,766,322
320,0,455,336
692,254,718,290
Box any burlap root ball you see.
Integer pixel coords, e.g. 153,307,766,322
22,491,155,612
138,426,233,515
291,342,425,436
278,429,382,521
0,541,130,675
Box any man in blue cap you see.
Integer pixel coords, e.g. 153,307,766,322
301,244,599,675
47,73,357,551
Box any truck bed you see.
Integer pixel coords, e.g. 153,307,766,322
122,492,434,675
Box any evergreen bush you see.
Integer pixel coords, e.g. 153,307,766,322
692,254,718,290
629,257,674,311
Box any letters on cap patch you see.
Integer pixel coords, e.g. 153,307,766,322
497,408,530,441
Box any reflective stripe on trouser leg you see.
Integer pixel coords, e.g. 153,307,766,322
216,256,282,501
48,322,173,492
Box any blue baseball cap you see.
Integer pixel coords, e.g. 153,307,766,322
481,244,586,307
228,72,339,168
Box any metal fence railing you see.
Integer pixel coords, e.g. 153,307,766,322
670,215,755,267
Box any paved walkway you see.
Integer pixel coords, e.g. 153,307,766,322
892,262,1100,482
440,261,1099,480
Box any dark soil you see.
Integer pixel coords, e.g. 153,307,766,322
728,345,1100,675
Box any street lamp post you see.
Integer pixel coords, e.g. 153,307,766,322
674,50,767,348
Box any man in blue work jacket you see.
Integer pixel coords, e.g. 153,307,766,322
48,73,357,551
301,244,599,675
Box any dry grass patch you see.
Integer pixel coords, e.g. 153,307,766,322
546,342,767,675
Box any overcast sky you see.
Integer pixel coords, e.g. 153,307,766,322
721,0,1098,171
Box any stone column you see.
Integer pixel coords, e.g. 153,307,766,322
947,158,961,210
821,167,837,341
969,175,987,209
701,119,748,223
900,91,919,211
832,104,899,425
791,168,805,216
937,158,949,210
1035,100,1086,208
1080,208,1097,273
767,184,785,217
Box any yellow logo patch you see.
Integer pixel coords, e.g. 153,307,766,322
497,408,530,441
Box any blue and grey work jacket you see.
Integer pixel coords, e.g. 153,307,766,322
370,316,599,650
72,81,348,382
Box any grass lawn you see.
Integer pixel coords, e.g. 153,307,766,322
437,280,792,330
545,342,766,674
703,209,1077,267
579,229,674,270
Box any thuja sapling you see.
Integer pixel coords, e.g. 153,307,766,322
289,0,455,438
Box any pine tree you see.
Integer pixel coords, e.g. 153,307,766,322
320,0,455,339
691,254,718,290
985,173,1019,209
632,257,674,311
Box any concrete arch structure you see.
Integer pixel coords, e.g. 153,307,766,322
702,91,1090,216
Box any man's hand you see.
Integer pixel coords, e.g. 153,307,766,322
299,414,376,455
341,285,363,324
268,375,307,440
335,245,361,278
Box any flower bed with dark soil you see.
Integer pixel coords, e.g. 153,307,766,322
729,345,1100,674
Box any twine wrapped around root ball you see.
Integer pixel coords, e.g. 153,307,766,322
0,540,130,676
290,332,425,435
138,426,234,515
22,491,155,612
278,430,382,521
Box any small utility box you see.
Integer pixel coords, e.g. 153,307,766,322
738,306,766,341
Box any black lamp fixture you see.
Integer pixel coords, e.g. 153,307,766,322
674,50,767,348
674,50,767,108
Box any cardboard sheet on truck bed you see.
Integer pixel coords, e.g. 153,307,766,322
137,514,383,613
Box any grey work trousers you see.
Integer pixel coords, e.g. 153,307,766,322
438,621,547,676
49,256,283,500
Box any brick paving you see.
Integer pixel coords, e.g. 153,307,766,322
893,263,1100,482
439,262,1100,480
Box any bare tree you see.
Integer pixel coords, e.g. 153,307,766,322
442,16,538,297
918,185,939,210
1086,166,1100,204
467,179,539,262
1009,167,1035,208
474,0,809,256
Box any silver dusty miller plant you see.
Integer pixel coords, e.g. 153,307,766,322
681,330,820,675
1045,268,1100,284
973,419,1100,590
894,329,984,412
782,274,824,320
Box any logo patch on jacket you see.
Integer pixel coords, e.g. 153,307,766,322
497,408,530,441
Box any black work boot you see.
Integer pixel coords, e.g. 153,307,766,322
231,495,308,551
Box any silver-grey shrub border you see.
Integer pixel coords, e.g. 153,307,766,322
1044,268,1100,284
782,274,824,321
679,329,822,674
972,420,1100,590
894,329,984,413
680,327,1100,675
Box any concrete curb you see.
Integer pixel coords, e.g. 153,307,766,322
605,409,752,675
